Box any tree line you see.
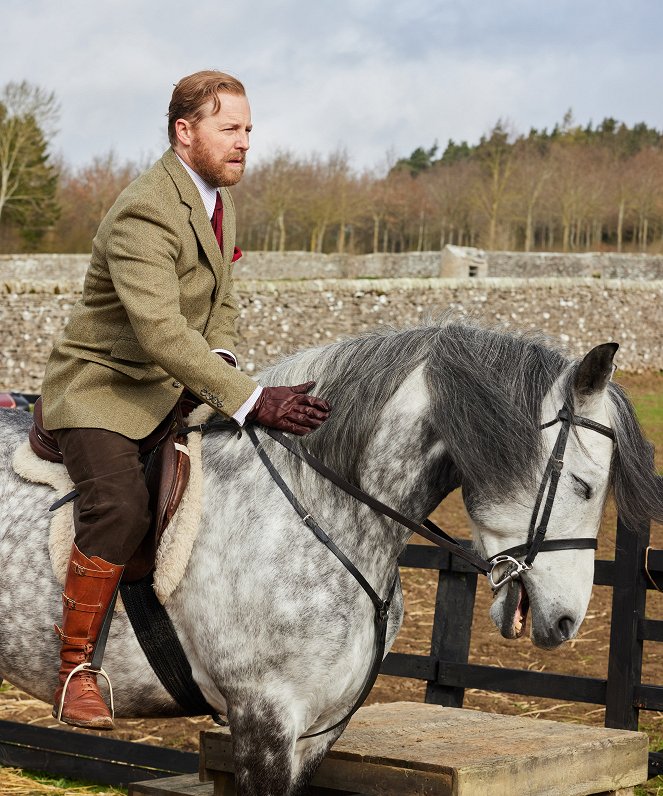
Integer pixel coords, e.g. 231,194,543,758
1,81,662,255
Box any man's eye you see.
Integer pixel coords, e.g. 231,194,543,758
571,473,592,500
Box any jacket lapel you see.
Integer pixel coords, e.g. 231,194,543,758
161,149,224,280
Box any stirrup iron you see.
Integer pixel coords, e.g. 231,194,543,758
55,662,115,723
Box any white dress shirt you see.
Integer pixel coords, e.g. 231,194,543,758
176,154,262,424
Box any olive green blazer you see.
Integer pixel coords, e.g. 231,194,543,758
41,148,258,439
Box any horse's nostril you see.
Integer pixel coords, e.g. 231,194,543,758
558,616,575,641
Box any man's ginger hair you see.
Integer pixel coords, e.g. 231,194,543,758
168,70,246,146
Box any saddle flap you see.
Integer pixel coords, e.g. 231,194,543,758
26,397,193,584
29,397,64,463
119,435,192,583
157,436,191,540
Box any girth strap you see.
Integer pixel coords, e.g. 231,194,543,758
120,576,225,723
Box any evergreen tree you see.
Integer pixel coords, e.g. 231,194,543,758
393,143,438,177
0,81,60,249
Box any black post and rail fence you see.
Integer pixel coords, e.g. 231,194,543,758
0,394,661,786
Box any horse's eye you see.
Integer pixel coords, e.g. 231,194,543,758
571,473,592,500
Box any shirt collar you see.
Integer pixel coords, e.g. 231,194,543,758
175,153,219,220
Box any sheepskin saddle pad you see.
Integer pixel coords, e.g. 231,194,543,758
12,404,212,607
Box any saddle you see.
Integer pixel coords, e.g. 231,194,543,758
29,397,191,582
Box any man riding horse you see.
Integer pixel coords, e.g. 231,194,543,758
39,70,331,730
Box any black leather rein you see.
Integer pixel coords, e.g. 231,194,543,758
183,404,614,736
187,403,615,593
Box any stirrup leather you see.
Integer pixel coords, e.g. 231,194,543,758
55,662,115,723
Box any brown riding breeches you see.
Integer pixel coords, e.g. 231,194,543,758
53,428,152,565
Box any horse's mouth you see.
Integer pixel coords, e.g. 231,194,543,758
498,579,530,639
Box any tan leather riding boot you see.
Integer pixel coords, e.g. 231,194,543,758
52,543,123,730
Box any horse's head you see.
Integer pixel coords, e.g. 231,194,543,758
467,343,621,649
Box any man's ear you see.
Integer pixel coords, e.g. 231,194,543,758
174,118,193,149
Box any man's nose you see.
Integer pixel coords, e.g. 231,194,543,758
236,131,250,150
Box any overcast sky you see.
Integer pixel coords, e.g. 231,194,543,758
3,0,662,174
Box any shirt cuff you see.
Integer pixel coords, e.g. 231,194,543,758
212,348,238,367
233,385,263,426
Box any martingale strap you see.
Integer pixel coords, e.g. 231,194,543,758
246,425,399,738
259,427,492,575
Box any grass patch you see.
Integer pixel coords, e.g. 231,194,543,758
636,782,663,795
0,767,127,794
636,392,663,435
635,713,663,795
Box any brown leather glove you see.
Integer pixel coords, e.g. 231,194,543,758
247,381,331,435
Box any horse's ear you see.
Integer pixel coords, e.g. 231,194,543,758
573,343,619,405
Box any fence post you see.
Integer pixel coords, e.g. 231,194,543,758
425,554,478,707
604,516,650,730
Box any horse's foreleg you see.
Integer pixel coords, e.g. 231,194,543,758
227,698,298,796
290,726,346,796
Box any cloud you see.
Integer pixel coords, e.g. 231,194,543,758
1,0,661,171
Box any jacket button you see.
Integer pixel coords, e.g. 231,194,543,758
172,381,181,388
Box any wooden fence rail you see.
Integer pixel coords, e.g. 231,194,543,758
382,517,663,779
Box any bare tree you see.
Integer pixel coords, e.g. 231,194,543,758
472,122,516,249
628,148,663,251
0,81,59,240
52,151,139,252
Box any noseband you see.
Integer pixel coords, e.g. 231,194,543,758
488,405,615,591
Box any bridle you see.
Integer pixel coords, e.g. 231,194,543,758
183,403,614,736
187,403,615,594
488,404,615,591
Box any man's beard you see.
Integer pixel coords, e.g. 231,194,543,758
189,138,245,187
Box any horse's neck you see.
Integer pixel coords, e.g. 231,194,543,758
360,365,445,519
303,365,446,576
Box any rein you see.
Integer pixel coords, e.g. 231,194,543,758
189,403,615,594
185,403,613,735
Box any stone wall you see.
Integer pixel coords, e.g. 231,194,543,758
2,275,661,393
486,251,663,280
3,249,663,283
0,252,444,283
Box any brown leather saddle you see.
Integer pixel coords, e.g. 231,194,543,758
29,397,191,582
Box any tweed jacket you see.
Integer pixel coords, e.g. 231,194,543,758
41,148,258,439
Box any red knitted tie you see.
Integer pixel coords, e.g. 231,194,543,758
211,191,223,250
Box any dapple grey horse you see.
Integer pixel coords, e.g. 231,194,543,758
1,321,661,795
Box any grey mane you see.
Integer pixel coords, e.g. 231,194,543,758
260,320,569,501
260,318,663,528
559,370,663,529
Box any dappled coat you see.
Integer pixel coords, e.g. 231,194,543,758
41,148,257,438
